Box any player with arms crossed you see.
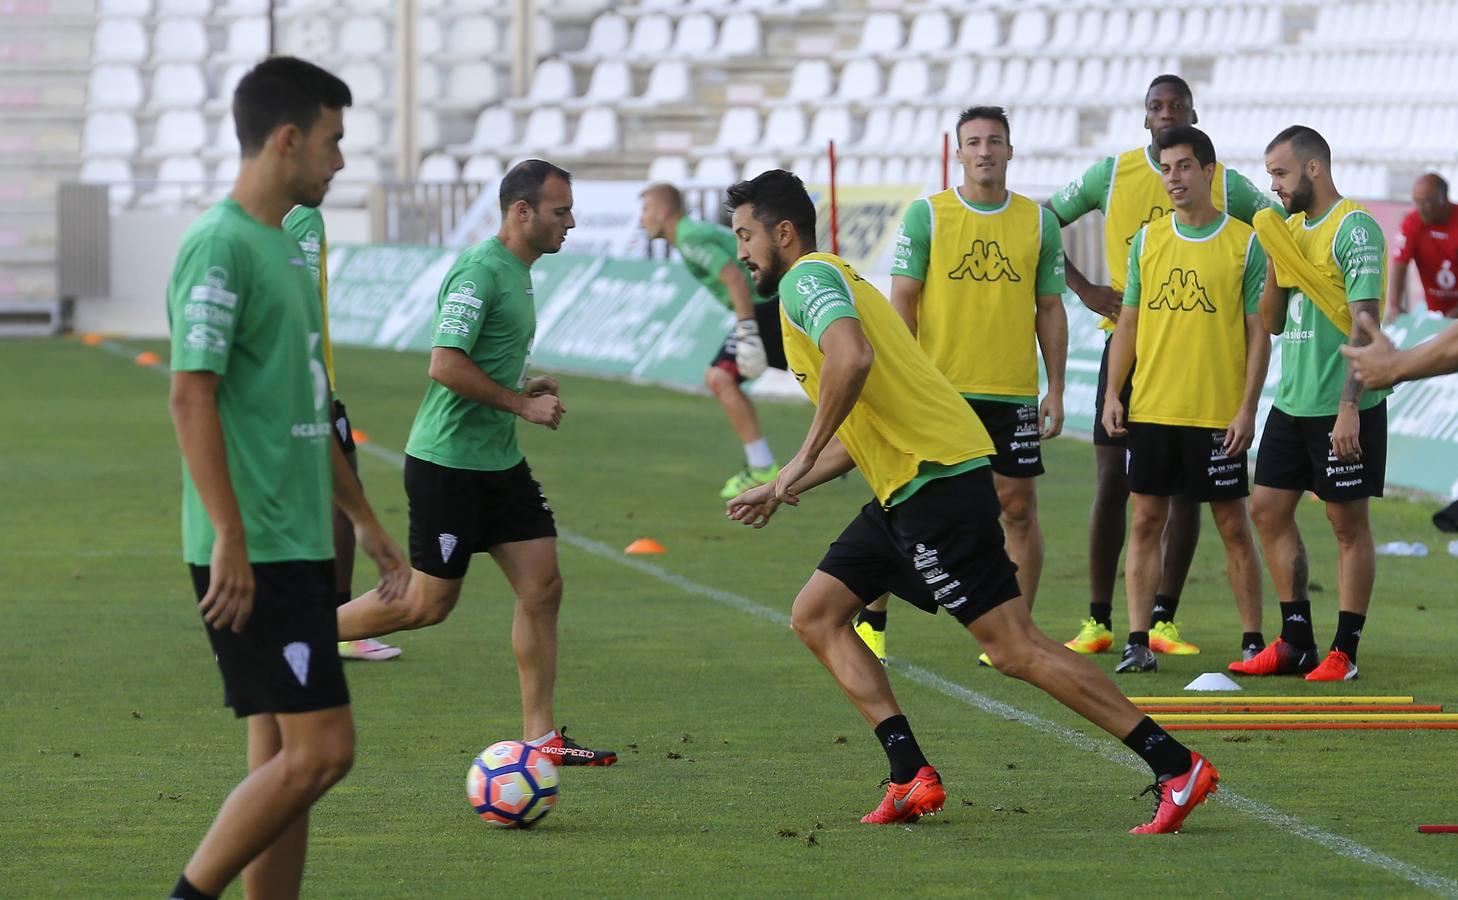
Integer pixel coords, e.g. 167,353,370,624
1233,126,1388,682
1101,126,1269,673
282,204,402,662
1051,74,1274,661
856,106,1067,667
336,159,617,765
725,169,1219,834
165,57,407,900
640,182,788,498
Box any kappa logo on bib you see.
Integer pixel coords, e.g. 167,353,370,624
1149,268,1216,313
947,240,1021,283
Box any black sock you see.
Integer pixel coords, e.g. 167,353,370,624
873,714,929,784
170,875,216,900
1241,632,1265,653
856,608,887,632
1127,631,1149,648
1151,593,1180,625
1122,716,1193,782
1279,600,1317,649
1089,602,1113,630
336,591,351,609
1332,611,1367,661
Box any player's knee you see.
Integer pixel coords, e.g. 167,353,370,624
983,639,1036,681
1249,495,1283,534
998,488,1036,528
518,572,564,612
1129,503,1166,538
704,366,731,393
281,743,354,796
405,593,455,628
1325,506,1370,547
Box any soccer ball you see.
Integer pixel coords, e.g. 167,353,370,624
466,740,559,828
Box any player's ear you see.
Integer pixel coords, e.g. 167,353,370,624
1191,107,1199,125
270,123,301,158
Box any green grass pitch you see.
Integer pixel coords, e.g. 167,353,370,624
3,338,1457,897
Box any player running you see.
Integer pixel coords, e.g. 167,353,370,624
1101,126,1269,673
856,106,1067,667
725,169,1219,834
283,204,402,662
1233,126,1388,682
335,159,617,766
1051,74,1275,660
165,57,408,900
639,183,788,499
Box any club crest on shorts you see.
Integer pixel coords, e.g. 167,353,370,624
283,642,311,686
439,532,459,562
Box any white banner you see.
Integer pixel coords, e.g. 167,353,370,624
447,180,648,259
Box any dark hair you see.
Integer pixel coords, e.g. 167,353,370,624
1267,125,1331,165
233,56,352,157
499,158,573,214
1155,125,1216,168
725,169,817,244
1147,73,1193,101
956,105,1011,141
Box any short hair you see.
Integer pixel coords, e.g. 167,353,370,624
1155,125,1217,168
956,105,1011,141
233,57,352,157
499,159,573,214
1417,172,1450,197
725,169,817,244
1267,125,1332,166
640,182,684,215
1147,73,1193,101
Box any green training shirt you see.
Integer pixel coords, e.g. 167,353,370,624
675,217,764,311
167,198,333,566
405,237,537,472
1050,150,1275,225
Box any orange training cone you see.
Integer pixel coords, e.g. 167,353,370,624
81,333,104,346
625,538,666,555
351,429,370,444
134,351,161,366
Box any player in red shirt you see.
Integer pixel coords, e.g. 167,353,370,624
1387,173,1458,322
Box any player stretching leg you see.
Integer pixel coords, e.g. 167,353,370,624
335,160,616,765
727,170,1219,833
640,183,788,498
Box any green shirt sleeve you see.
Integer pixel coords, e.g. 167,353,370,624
168,234,243,374
890,198,931,281
678,224,736,284
1333,212,1386,303
1122,226,1146,308
433,263,494,351
283,205,326,295
1035,205,1067,296
780,260,860,347
1242,234,1267,315
1224,167,1277,224
1049,156,1115,224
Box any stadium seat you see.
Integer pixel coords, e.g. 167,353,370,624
782,60,832,104
1008,10,1047,49
629,14,673,59
204,114,236,160
143,109,207,159
148,63,207,110
854,12,903,57
880,106,916,151
1019,59,1052,101
717,13,761,57
217,0,268,14
438,62,500,112
462,154,504,182
1182,10,1207,49
760,106,806,153
571,12,628,62
87,64,144,110
1072,57,1105,100
151,19,208,62
79,157,135,209
450,106,515,155
672,13,716,57
855,108,890,151
340,18,389,57
279,18,335,58
1126,9,1155,47
513,107,568,153
157,0,212,13
882,59,930,104
691,155,736,186
854,157,883,186
341,109,384,155
835,59,881,103
1000,58,1029,102
707,107,760,154
939,57,975,102
623,59,690,107
212,156,239,190
807,106,853,149
903,11,951,56
570,108,619,154
740,155,780,180
98,0,151,15
93,19,148,63
510,59,574,109
834,157,862,185
1092,9,1121,50
417,153,460,183
329,156,379,206
396,109,442,154
446,17,501,58
572,60,631,109
218,17,269,62
82,112,139,157
140,156,208,208
953,11,998,54
415,63,443,105
1152,9,1180,46
206,62,249,113
647,155,689,183
339,62,386,106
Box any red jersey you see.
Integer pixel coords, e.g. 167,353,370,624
1394,204,1458,314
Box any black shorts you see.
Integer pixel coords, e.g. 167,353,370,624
405,455,557,579
1254,402,1387,502
709,300,788,382
1093,338,1134,447
332,398,357,455
187,560,350,718
1126,422,1248,502
816,466,1021,627
968,398,1044,478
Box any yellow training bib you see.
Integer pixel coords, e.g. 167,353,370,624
781,253,995,505
920,189,1043,397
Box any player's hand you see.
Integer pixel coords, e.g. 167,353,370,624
1331,404,1362,463
524,375,560,398
200,530,253,633
1224,406,1256,458
726,482,780,528
1039,393,1064,439
733,319,768,380
1339,311,1402,389
357,521,409,603
773,451,816,506
519,393,565,429
1079,284,1123,321
1101,394,1127,439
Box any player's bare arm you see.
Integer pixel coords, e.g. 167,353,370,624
523,375,560,397
169,370,253,633
775,317,874,503
720,261,756,321
1258,257,1289,335
1226,314,1271,457
727,438,855,527
1035,291,1068,438
1342,309,1458,387
1101,305,1139,439
889,275,923,335
1331,299,1380,462
328,438,407,601
428,346,564,429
